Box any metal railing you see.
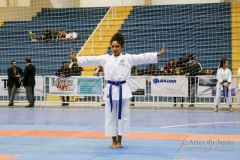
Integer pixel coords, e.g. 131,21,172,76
0,76,239,107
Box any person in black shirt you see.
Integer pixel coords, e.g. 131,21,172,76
7,60,23,106
71,59,83,76
185,58,202,107
173,68,184,107
177,53,188,72
23,57,36,108
56,61,71,106
70,49,83,76
43,29,52,42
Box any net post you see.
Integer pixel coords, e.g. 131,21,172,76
195,76,197,104
40,76,43,108
43,76,46,108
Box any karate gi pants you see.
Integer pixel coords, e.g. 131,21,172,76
214,88,232,106
105,98,130,136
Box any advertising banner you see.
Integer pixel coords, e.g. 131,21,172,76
197,77,236,97
0,76,43,96
49,76,102,96
127,77,146,95
151,76,188,97
77,77,103,96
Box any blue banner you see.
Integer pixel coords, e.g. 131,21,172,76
77,77,103,95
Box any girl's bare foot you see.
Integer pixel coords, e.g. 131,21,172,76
214,107,218,112
229,106,234,112
116,142,123,148
109,142,117,148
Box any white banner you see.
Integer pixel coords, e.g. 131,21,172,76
151,76,188,97
238,89,240,104
127,77,146,95
197,77,237,97
49,76,103,96
0,76,43,96
239,83,240,104
49,77,77,95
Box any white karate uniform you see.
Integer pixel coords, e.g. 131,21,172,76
77,53,158,136
214,68,232,106
238,68,240,104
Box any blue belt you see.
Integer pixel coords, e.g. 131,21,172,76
222,80,228,97
108,80,126,119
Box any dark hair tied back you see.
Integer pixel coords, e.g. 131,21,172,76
110,32,125,47
219,58,228,69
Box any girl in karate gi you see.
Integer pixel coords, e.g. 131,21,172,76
71,32,165,148
214,58,233,112
238,68,240,105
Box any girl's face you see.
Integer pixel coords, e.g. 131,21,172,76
111,41,123,56
223,61,228,68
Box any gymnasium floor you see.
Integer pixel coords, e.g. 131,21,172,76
0,104,239,160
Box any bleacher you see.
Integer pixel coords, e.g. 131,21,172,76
116,3,232,71
0,3,233,76
0,7,109,75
